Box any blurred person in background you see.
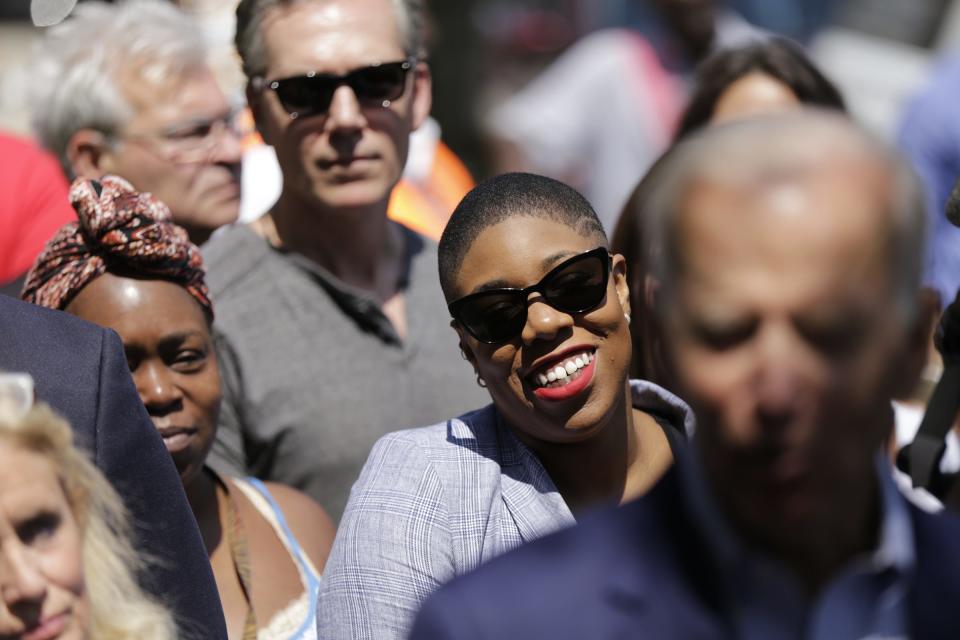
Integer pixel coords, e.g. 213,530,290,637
726,0,834,42
318,172,692,639
410,112,960,640
204,0,485,520
898,52,960,309
486,0,762,231
30,0,243,246
612,37,846,388
627,0,762,73
0,133,75,297
485,23,683,233
0,400,176,640
672,37,845,139
22,176,335,640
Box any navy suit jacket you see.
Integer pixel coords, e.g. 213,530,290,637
411,467,960,640
0,296,227,639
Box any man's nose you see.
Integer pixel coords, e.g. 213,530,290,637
136,363,182,414
210,122,243,165
754,326,805,427
755,367,800,427
0,545,47,610
521,296,574,345
326,85,366,131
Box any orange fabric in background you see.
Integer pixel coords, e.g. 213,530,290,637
387,142,474,241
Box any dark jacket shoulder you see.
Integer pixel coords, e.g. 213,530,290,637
909,505,960,639
410,469,726,640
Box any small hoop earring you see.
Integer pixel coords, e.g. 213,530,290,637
476,373,487,388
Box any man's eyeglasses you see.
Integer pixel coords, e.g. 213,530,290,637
120,109,245,164
449,247,612,345
258,58,415,120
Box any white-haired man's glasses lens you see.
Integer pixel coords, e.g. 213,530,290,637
118,109,247,163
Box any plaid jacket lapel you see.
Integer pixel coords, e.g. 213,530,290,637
494,414,576,543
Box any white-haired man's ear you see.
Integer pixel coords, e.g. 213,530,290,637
66,129,113,180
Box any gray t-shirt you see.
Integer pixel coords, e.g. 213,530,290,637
203,224,486,520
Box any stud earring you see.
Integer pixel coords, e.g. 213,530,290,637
624,312,632,324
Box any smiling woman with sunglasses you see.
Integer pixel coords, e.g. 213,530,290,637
317,172,693,639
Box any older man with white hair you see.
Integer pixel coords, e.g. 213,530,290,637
30,0,243,245
410,111,960,639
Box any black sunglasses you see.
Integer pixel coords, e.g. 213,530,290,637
262,59,415,120
449,247,612,345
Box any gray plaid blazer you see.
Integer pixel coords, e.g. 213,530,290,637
316,380,694,640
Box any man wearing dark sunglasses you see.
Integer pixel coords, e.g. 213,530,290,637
31,0,243,246
201,0,485,520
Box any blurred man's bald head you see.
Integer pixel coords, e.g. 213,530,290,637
647,110,926,315
646,111,931,568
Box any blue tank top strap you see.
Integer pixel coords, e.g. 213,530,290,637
245,477,321,640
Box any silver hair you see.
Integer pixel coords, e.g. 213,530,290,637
235,0,425,81
644,110,927,319
30,0,207,175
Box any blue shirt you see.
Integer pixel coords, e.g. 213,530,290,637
899,52,960,305
681,450,914,640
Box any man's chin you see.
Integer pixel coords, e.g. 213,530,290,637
308,181,395,212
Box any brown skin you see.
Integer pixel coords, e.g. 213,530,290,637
66,275,334,639
709,72,802,125
453,217,673,514
661,159,930,593
248,0,432,338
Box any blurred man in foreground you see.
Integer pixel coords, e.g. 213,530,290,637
411,112,960,639
31,0,242,245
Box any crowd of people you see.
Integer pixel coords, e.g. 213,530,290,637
2,0,960,639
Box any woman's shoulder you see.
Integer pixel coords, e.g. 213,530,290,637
228,476,335,574
373,403,503,457
356,404,508,495
629,379,696,439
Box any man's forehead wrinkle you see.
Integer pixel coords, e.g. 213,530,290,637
260,0,405,75
263,0,347,33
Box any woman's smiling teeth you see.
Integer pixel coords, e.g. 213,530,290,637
532,351,594,388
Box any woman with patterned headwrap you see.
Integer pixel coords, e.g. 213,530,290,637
22,176,335,640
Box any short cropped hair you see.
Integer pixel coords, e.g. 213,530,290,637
30,0,207,176
0,403,176,639
645,111,927,317
675,37,846,141
438,172,607,300
235,0,426,80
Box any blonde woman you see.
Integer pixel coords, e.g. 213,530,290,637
0,394,176,640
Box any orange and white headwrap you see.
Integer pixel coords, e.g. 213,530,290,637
21,175,212,318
